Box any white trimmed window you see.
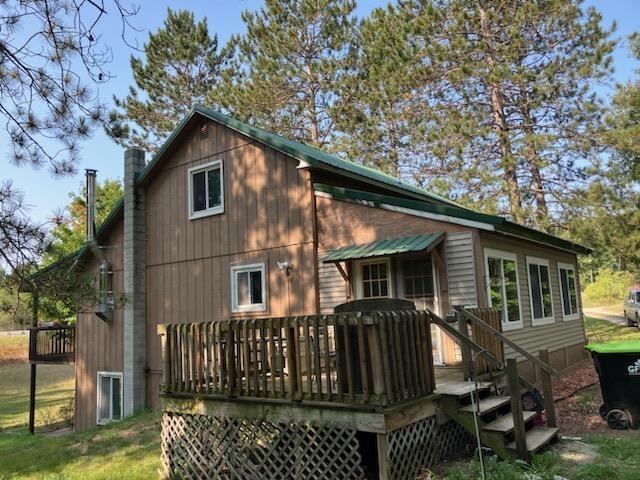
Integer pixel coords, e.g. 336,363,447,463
485,249,522,330
96,372,122,425
526,257,554,326
188,160,224,219
231,263,267,312
558,262,580,321
355,259,392,299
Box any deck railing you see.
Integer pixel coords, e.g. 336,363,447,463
158,310,435,408
29,325,75,364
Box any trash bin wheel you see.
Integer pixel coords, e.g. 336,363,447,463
606,409,632,430
598,403,608,420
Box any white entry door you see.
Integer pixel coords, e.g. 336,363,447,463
397,255,445,365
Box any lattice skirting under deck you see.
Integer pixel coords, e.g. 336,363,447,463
161,412,366,480
161,411,471,480
386,418,472,480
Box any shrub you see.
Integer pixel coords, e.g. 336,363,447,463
583,269,635,303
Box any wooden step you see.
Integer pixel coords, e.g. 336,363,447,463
482,411,537,434
458,396,511,415
506,426,559,453
435,381,492,397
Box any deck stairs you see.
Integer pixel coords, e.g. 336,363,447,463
436,380,559,460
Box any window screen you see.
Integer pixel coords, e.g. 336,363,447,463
97,373,122,425
486,252,521,325
528,261,553,321
232,264,266,312
189,161,223,218
559,264,579,319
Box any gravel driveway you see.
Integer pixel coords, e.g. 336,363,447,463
583,306,626,326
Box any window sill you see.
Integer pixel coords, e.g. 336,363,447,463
232,305,267,314
97,418,121,426
562,313,581,322
501,321,523,332
189,206,224,220
531,317,556,327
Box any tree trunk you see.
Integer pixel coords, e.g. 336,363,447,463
518,85,549,229
529,160,548,226
478,2,523,223
305,62,320,147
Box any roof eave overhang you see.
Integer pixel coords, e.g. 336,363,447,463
21,243,93,291
494,223,593,256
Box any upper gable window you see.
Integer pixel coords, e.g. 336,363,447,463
188,160,224,219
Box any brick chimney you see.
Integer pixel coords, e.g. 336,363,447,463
123,148,146,416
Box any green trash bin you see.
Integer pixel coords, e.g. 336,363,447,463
585,341,640,430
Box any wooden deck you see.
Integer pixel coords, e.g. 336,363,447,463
158,310,436,409
29,325,75,364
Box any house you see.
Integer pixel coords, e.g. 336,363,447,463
28,105,590,478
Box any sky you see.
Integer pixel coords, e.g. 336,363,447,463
3,0,640,226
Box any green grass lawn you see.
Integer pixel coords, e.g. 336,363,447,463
444,432,640,479
0,411,161,480
0,362,75,433
584,316,640,345
0,334,75,433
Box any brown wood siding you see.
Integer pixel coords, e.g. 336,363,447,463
74,221,124,431
478,232,587,361
316,195,472,251
75,119,317,426
144,121,316,409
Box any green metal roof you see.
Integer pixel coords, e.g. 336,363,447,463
315,183,592,255
585,341,640,354
322,232,444,263
23,243,91,289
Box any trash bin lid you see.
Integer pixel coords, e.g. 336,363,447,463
585,340,640,354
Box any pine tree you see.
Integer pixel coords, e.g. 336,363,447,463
341,0,614,227
604,33,640,181
212,0,358,148
563,176,640,275
108,9,230,151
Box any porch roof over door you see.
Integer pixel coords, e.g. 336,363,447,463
322,232,444,263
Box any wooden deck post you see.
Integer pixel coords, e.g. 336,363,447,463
506,358,528,462
376,433,389,480
538,349,557,428
158,324,169,392
456,309,473,381
28,291,39,435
